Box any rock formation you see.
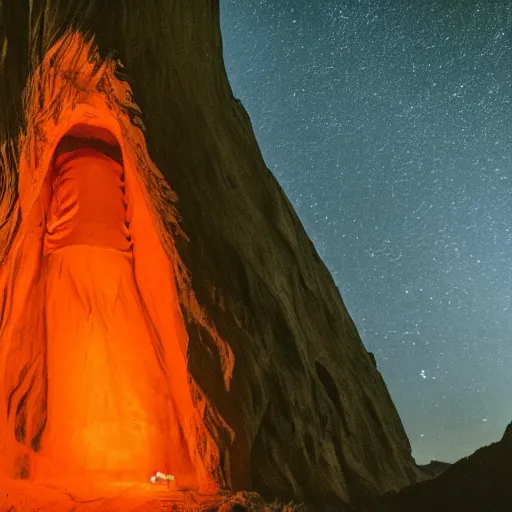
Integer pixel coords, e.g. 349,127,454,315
380,422,512,511
0,1,422,510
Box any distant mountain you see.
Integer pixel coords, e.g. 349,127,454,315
380,422,512,511
417,460,451,478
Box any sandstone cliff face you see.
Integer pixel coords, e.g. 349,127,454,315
0,1,421,510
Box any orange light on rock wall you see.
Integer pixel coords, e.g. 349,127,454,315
0,31,235,493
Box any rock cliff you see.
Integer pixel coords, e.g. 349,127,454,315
0,1,421,510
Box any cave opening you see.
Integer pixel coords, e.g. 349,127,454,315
28,120,198,488
0,31,230,499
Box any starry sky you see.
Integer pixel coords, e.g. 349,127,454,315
219,0,512,465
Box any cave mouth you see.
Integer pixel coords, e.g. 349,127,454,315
26,122,198,489
0,31,229,497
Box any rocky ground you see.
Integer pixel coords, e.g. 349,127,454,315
0,480,305,512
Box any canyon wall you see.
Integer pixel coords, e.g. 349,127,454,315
0,2,422,509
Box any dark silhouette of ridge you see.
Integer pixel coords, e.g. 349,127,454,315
380,422,512,511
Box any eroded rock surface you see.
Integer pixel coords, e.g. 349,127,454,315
0,1,423,510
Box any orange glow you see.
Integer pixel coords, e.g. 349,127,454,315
0,31,235,495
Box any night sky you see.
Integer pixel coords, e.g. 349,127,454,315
219,0,512,465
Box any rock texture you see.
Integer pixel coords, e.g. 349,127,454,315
0,1,422,510
380,422,512,511
0,481,306,512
